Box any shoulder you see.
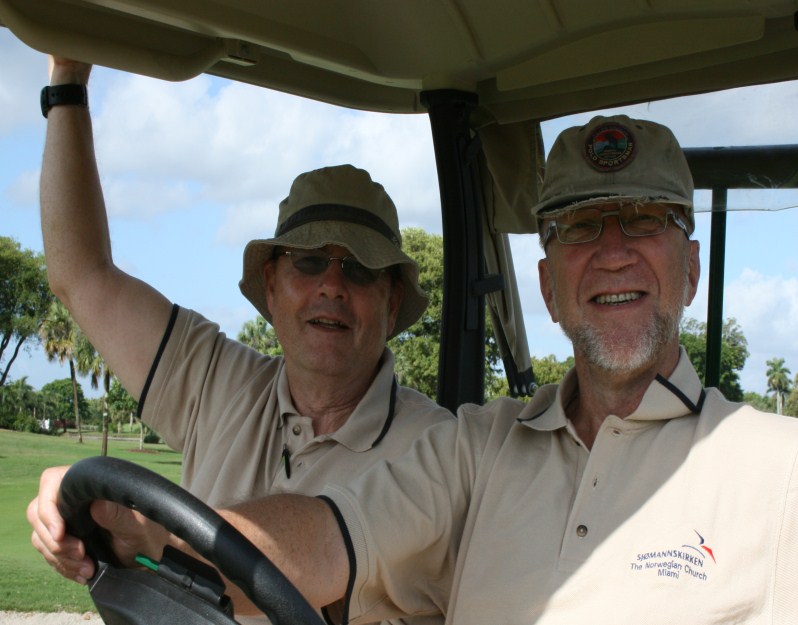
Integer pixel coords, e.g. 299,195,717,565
395,384,455,424
698,388,798,459
155,306,284,395
701,388,798,430
456,396,530,441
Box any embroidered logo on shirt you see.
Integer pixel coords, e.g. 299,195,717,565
688,530,716,564
629,530,716,582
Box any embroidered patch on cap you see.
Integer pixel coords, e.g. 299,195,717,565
584,123,636,171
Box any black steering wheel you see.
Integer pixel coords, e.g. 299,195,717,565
57,456,325,625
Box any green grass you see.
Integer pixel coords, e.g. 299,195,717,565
0,429,182,613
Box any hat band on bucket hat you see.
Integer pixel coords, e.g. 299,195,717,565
276,203,401,246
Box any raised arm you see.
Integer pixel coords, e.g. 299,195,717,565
41,57,172,398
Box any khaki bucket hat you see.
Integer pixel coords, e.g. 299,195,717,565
239,164,428,339
532,114,695,232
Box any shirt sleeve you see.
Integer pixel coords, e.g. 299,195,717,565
138,306,276,451
319,411,493,624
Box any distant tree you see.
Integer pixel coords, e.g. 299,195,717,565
0,237,53,387
530,354,575,387
40,301,84,442
40,378,89,431
680,317,748,401
766,357,792,415
75,329,113,454
389,228,445,398
85,397,105,426
743,391,776,413
784,373,798,417
389,228,503,400
107,378,138,432
237,315,283,356
0,376,38,431
107,380,154,449
36,385,60,431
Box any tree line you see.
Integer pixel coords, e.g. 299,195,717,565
3,231,797,440
1,235,141,448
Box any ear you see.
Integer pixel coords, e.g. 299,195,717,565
385,277,405,338
683,239,701,306
262,259,277,315
538,257,559,323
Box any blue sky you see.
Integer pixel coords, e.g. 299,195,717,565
3,28,798,399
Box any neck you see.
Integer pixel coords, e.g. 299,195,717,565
285,365,379,436
566,345,682,449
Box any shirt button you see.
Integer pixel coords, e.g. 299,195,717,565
611,428,622,437
292,425,302,436
576,525,588,538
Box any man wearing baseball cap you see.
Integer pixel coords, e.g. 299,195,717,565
32,113,798,622
28,57,451,625
284,115,796,622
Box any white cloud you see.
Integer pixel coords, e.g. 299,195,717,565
101,173,196,217
0,32,47,135
725,269,798,393
541,80,798,151
87,70,442,242
216,198,281,246
5,168,39,206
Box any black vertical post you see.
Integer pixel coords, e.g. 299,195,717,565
420,89,484,412
705,187,727,389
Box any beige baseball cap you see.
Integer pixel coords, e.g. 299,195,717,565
239,164,428,339
532,115,694,232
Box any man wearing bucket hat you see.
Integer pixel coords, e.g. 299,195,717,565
28,57,451,624
32,113,798,621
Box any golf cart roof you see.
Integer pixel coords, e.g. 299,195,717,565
2,0,798,122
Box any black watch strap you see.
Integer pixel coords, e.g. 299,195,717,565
41,84,88,118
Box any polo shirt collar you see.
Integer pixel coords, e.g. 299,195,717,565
276,348,398,452
627,346,706,421
517,347,705,431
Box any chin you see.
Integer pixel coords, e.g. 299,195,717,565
567,317,677,374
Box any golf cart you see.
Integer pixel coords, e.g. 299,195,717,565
3,1,798,622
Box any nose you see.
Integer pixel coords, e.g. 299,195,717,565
317,260,348,297
592,214,636,269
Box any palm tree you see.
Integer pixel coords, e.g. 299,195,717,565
75,329,113,455
40,301,83,442
0,376,36,429
766,357,792,415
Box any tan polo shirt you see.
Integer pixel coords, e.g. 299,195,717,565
140,307,451,625
140,307,453,508
323,348,798,624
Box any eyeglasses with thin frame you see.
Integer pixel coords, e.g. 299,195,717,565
540,203,690,246
279,250,385,286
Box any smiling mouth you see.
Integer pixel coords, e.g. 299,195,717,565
309,317,349,329
593,292,643,305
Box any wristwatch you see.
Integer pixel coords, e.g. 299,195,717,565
41,84,88,118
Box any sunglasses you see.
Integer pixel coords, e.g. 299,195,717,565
541,203,690,246
279,250,385,286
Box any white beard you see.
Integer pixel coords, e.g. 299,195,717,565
556,262,691,374
561,308,681,373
